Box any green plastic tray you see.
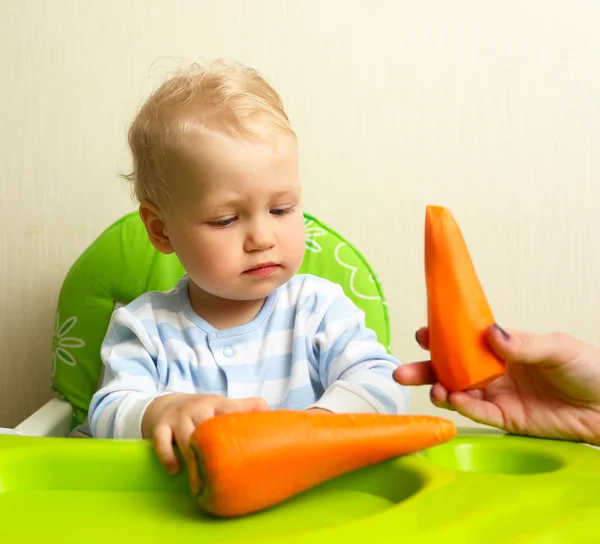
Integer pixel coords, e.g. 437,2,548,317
1,432,599,543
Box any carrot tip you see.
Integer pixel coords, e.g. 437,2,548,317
425,205,506,392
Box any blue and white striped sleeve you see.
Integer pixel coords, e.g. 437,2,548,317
88,307,167,439
309,284,408,415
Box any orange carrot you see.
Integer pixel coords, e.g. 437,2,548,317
187,410,456,518
425,205,506,392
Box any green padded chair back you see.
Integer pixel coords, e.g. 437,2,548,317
51,212,391,428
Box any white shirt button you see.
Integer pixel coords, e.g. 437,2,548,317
223,346,236,358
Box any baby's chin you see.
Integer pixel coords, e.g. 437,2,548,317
231,273,295,300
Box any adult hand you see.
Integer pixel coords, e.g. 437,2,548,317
394,324,600,446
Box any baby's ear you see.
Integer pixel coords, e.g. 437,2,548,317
139,201,174,254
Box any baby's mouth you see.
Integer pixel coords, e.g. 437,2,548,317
243,263,281,276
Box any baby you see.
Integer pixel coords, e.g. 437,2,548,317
89,59,407,474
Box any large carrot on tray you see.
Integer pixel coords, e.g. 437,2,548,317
187,410,456,518
425,205,506,392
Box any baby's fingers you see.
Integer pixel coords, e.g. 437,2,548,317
172,419,198,472
218,397,269,414
245,397,270,412
152,424,179,475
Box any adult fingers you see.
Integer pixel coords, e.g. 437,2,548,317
430,382,455,411
448,391,505,429
486,324,581,367
393,361,436,385
415,327,430,350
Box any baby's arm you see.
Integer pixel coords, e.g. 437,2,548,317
309,285,408,415
89,307,269,475
88,307,168,439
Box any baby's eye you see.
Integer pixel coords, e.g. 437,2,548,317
209,216,237,227
270,207,294,216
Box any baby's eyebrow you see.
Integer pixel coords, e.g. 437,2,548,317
212,190,299,208
270,189,300,200
212,197,245,209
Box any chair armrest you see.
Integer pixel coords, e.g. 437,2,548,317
15,398,73,437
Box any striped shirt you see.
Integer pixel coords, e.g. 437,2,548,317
89,274,408,438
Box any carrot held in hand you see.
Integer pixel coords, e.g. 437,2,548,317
187,410,456,518
425,205,506,392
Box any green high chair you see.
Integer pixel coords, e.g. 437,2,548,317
3,211,600,543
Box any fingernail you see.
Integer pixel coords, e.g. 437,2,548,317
494,323,510,340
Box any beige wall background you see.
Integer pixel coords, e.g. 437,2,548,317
1,0,599,428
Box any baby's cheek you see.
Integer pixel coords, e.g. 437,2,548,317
287,236,306,273
288,216,306,244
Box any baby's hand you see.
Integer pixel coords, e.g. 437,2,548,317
142,393,269,474
305,408,333,415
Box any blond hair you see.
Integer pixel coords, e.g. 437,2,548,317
123,59,295,205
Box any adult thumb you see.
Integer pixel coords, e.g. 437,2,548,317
486,324,577,367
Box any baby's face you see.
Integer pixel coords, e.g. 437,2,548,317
162,129,305,303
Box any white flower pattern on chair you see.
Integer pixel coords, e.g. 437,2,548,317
334,243,382,301
52,313,86,376
304,218,327,252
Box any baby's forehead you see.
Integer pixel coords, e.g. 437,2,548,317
165,128,299,200
171,126,297,169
